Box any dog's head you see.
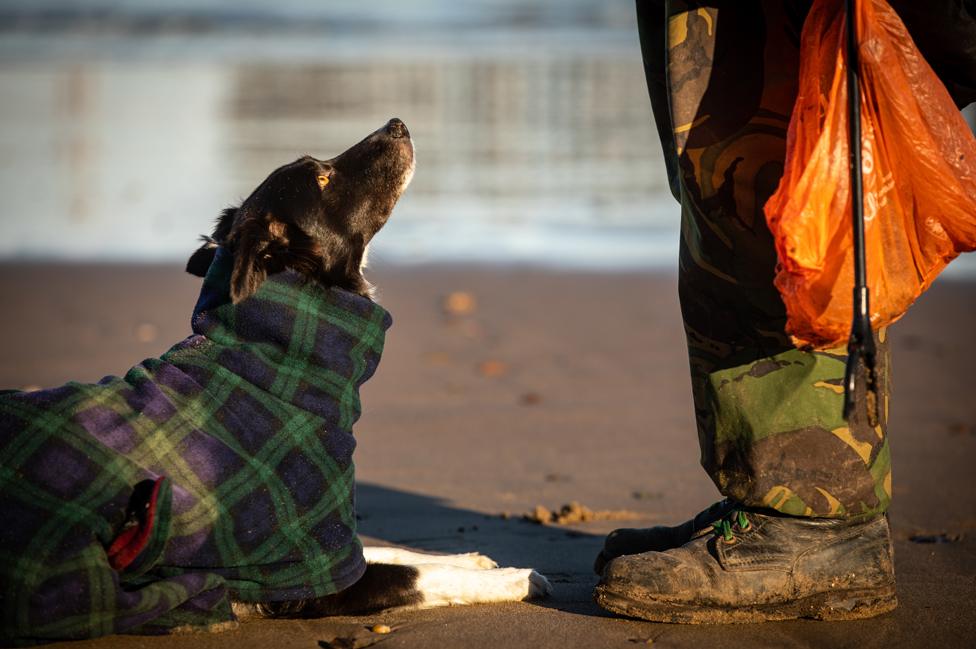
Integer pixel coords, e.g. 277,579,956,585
186,118,414,302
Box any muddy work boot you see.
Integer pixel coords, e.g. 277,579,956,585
594,510,897,623
594,499,736,574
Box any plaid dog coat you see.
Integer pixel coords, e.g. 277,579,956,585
0,249,392,645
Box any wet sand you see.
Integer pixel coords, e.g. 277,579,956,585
1,263,973,648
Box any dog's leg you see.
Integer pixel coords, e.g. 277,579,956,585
236,563,425,618
361,548,551,607
236,562,551,618
363,546,498,570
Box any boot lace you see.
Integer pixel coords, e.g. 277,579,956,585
712,510,751,544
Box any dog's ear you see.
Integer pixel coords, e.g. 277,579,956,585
229,214,290,304
186,207,239,277
185,237,218,277
213,207,238,242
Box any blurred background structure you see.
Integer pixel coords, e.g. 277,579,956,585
0,0,682,269
3,0,975,275
3,1,976,272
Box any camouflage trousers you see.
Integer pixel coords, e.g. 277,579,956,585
637,0,891,518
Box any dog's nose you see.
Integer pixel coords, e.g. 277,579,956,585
386,118,409,139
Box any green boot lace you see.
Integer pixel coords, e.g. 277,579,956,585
712,510,752,544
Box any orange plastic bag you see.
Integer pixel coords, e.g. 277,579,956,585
764,0,976,349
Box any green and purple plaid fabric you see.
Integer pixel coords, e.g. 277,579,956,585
0,249,391,645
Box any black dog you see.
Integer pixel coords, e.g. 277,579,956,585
0,119,548,646
185,118,550,620
186,118,416,302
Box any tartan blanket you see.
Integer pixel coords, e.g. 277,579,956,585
0,248,392,645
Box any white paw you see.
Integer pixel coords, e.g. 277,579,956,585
526,569,553,599
414,565,552,607
494,568,551,600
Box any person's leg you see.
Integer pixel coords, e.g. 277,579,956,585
594,0,895,622
671,0,891,518
600,0,976,574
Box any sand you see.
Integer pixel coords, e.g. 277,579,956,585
0,262,973,649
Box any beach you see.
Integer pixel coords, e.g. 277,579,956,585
1,262,973,649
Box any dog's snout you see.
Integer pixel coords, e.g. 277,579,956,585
386,118,409,139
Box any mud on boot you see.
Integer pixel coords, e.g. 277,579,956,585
594,509,897,623
594,499,736,575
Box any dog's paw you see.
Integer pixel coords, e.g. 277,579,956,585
526,569,553,599
481,567,552,602
414,565,552,607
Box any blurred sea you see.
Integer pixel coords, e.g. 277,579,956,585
0,0,973,276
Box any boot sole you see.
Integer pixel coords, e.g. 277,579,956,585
594,584,898,624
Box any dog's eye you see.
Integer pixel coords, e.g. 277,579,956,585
317,175,330,189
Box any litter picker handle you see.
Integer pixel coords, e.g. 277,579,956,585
842,0,880,426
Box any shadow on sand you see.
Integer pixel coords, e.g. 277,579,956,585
355,482,612,615
354,482,910,647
